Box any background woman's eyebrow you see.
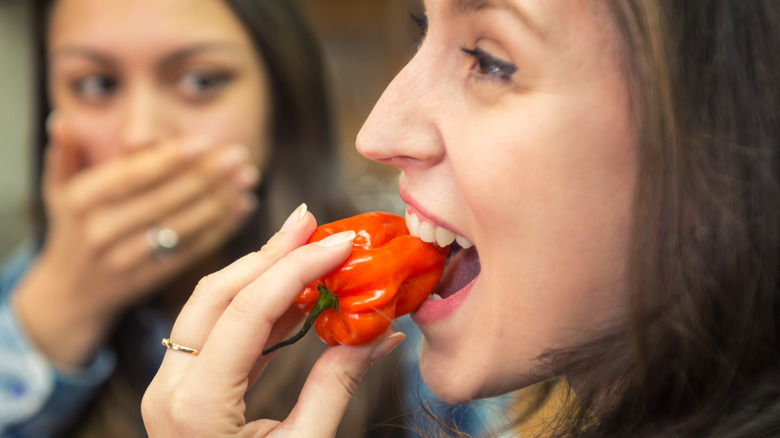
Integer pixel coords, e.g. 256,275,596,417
447,0,546,40
50,47,115,67
158,42,243,70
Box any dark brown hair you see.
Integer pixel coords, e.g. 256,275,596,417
522,2,780,437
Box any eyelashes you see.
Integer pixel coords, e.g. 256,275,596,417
70,73,118,102
409,12,428,46
408,11,517,85
461,46,517,82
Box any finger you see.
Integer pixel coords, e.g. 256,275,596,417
190,229,357,386
115,190,255,299
279,332,407,436
79,144,257,249
42,114,85,197
97,171,255,273
67,135,213,211
161,204,313,365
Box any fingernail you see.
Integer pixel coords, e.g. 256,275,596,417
369,332,406,362
218,144,249,172
180,135,212,159
317,230,356,247
280,203,307,232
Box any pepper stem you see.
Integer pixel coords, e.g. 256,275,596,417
262,284,337,355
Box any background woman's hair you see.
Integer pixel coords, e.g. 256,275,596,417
516,2,780,437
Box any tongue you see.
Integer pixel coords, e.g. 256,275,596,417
435,246,480,299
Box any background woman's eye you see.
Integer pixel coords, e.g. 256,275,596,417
178,71,232,100
71,74,118,101
461,47,517,82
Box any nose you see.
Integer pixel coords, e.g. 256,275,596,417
356,48,445,170
117,81,170,153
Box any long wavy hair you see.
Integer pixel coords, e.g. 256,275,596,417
511,2,780,437
27,1,403,437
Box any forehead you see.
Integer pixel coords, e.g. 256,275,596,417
48,0,251,50
431,0,616,46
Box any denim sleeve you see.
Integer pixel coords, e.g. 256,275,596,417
0,242,116,438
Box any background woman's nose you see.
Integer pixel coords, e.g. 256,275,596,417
118,83,170,152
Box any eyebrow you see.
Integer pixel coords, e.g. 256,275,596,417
50,47,115,67
51,42,244,70
158,43,243,70
446,0,546,40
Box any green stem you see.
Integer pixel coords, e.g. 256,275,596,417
262,284,337,355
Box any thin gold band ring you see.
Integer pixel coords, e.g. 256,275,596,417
161,337,200,356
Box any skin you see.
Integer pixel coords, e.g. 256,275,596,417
12,0,270,369
357,0,635,403
142,0,636,435
142,205,406,436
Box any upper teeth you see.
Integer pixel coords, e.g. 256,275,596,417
405,210,473,249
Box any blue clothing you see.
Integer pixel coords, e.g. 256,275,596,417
0,242,115,438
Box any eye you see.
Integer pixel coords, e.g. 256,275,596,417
71,74,118,101
177,71,233,101
409,12,428,48
461,46,517,83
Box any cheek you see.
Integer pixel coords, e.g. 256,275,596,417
459,96,634,352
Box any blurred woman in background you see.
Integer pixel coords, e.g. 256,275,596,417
0,0,402,436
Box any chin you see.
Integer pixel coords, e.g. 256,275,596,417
419,339,554,404
418,340,491,404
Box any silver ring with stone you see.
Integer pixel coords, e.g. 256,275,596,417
147,226,180,260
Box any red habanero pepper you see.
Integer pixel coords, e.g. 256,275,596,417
262,212,449,354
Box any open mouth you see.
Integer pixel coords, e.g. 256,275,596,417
405,209,481,300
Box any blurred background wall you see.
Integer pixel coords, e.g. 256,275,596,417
0,0,423,260
0,0,34,259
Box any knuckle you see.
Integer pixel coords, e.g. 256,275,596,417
82,223,108,252
335,366,363,397
190,269,234,311
192,271,223,299
65,189,91,215
255,238,286,265
104,246,140,274
167,390,196,425
226,287,262,319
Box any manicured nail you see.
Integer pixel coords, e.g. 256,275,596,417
280,203,307,232
180,135,212,159
369,332,406,362
317,230,356,247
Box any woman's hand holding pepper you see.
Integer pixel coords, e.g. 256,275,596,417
141,205,405,437
11,115,257,369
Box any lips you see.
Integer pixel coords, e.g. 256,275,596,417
404,208,481,301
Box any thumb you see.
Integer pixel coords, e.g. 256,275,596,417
279,332,406,436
